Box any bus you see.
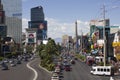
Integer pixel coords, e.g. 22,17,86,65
90,66,114,76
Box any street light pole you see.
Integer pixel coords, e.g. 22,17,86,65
4,45,6,58
103,4,106,66
81,30,83,54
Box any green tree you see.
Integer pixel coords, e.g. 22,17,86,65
36,43,45,58
37,38,61,71
56,43,62,55
45,39,58,55
26,45,34,53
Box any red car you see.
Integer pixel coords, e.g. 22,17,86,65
64,65,71,71
70,60,75,64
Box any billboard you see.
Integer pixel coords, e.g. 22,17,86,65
112,32,120,60
27,32,36,43
37,21,47,40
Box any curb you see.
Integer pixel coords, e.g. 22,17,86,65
38,64,52,74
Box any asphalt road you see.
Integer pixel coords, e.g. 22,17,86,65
0,57,52,80
63,60,110,80
29,58,52,80
1,56,119,80
0,61,34,80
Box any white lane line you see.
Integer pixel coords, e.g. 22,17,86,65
26,60,38,80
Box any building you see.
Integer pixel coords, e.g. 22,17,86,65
0,0,6,38
27,6,47,44
1,0,22,43
78,35,90,53
0,24,7,38
31,6,44,21
110,26,120,34
62,35,74,51
90,19,110,36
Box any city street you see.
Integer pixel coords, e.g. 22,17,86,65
63,60,110,80
0,57,52,80
0,61,33,80
29,58,52,80
0,56,120,80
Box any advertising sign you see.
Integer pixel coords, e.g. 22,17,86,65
37,21,47,40
27,32,36,43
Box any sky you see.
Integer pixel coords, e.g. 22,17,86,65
22,0,120,39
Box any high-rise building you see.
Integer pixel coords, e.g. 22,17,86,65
0,0,6,38
1,0,22,43
28,6,47,42
31,6,44,21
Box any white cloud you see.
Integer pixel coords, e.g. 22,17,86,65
46,18,90,39
22,17,90,39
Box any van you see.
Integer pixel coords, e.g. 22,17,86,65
90,66,114,76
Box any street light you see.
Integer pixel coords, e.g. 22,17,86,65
103,4,106,66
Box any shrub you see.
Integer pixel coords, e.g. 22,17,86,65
0,57,3,61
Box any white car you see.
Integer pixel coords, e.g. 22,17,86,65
51,73,59,80
10,63,16,67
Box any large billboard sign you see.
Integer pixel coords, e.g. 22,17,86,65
26,32,36,43
37,21,47,40
112,32,120,60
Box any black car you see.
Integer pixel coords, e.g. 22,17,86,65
1,62,8,70
16,60,21,64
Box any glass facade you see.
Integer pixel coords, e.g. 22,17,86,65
29,6,47,41
31,6,44,21
0,25,7,37
1,0,22,43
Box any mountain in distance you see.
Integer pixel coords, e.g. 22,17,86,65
54,38,62,44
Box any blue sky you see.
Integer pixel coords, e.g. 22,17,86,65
22,0,120,39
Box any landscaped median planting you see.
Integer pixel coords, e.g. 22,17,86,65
75,54,86,62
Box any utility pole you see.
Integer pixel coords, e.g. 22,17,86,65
103,4,106,66
81,30,83,54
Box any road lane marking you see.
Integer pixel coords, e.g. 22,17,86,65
27,60,38,80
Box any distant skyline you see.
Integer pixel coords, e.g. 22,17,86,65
22,0,120,39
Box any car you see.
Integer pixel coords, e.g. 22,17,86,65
74,57,78,60
23,57,28,61
3,59,9,63
54,67,61,74
64,65,71,71
30,56,34,60
9,59,14,63
51,73,59,80
1,62,8,70
16,60,21,64
0,61,3,65
70,60,75,64
10,63,16,67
